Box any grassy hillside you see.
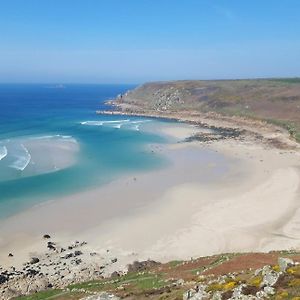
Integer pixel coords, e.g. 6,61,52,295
15,251,300,300
118,78,300,142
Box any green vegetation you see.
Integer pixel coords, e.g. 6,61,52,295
269,78,300,84
15,290,64,300
13,251,300,299
209,254,236,268
68,271,166,293
267,119,300,143
120,78,300,144
167,260,183,268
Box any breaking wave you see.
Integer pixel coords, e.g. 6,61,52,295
9,144,31,171
29,134,77,144
0,146,7,161
0,135,78,173
80,119,151,131
30,134,73,140
80,120,130,126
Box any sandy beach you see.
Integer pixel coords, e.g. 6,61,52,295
0,119,300,283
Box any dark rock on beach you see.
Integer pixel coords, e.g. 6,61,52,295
0,275,8,284
30,257,40,264
74,250,83,257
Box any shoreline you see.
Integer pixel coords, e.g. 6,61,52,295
97,104,300,151
1,113,300,298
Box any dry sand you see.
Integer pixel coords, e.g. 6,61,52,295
0,123,300,272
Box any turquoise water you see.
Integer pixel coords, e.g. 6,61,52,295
0,84,169,219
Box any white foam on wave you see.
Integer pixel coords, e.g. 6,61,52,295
9,144,31,171
112,124,122,129
130,120,151,124
80,119,151,132
127,120,151,131
29,135,77,145
30,134,72,140
81,120,130,126
30,135,53,140
102,119,130,124
0,146,8,161
129,120,151,131
61,135,72,139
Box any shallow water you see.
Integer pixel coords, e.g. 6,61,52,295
0,84,169,219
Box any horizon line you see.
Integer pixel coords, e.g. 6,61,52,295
0,76,300,85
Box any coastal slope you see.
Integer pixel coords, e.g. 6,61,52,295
13,252,300,300
109,78,300,143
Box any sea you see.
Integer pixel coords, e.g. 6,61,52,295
0,84,169,219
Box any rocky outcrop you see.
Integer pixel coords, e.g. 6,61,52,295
82,292,120,300
183,257,298,300
0,236,121,300
127,260,161,273
2,245,300,300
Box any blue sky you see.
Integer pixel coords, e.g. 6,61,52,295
0,0,300,83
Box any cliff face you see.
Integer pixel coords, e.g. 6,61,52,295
117,79,300,141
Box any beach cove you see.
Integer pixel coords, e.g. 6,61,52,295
1,116,300,278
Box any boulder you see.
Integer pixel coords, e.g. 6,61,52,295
232,284,246,298
82,292,120,300
111,271,121,278
29,257,40,264
63,253,73,259
262,265,280,287
0,274,8,284
74,250,82,257
264,286,275,295
47,244,56,251
211,292,222,300
127,260,160,273
278,257,294,272
183,286,210,300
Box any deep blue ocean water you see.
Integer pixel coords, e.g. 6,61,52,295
0,84,168,218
